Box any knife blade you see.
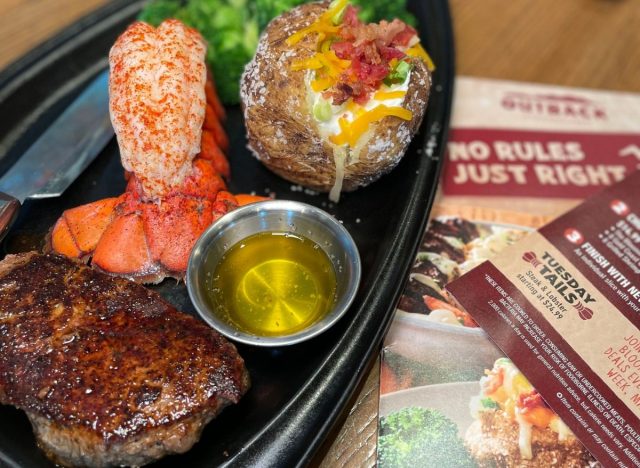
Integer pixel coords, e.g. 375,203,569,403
0,69,113,242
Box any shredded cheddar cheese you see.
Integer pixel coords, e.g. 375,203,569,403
320,39,332,53
286,23,339,46
311,77,333,92
286,0,347,46
292,52,351,80
373,90,407,100
329,106,412,147
406,44,435,71
320,0,349,23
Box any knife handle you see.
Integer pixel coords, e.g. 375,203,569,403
0,192,20,243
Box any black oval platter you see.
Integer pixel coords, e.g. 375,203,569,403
0,0,454,466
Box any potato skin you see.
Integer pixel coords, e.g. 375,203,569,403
240,1,431,193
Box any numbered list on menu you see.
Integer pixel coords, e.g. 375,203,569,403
447,171,640,467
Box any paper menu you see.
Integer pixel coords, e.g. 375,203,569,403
447,171,640,467
441,77,640,199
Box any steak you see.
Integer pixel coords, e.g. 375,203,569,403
0,252,250,467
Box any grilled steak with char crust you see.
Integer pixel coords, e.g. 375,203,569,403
0,252,250,467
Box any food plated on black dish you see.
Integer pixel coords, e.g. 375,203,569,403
0,0,453,465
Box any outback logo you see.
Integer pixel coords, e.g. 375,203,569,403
501,92,607,121
522,251,595,320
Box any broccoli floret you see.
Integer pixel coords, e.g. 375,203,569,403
378,407,477,468
138,0,183,27
479,397,499,410
182,0,259,104
350,0,417,26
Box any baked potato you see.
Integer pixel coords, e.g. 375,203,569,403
240,0,432,201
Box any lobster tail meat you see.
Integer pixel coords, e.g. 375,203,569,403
109,20,207,200
49,19,268,283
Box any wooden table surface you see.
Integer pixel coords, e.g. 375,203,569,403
1,0,639,467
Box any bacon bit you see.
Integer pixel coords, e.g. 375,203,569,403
517,391,554,428
362,42,382,65
323,82,355,105
331,41,354,59
380,46,405,61
517,390,548,410
342,5,360,29
389,22,417,47
288,3,428,107
338,8,416,48
380,19,414,46
481,366,504,395
322,5,417,105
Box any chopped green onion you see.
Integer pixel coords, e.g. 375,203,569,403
331,6,347,24
313,98,333,122
480,398,500,410
383,60,412,86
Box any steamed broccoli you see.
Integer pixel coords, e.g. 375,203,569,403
378,407,476,468
351,0,416,26
138,0,182,26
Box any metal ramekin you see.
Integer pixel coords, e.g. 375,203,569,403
187,200,361,347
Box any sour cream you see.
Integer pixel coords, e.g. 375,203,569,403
308,70,411,139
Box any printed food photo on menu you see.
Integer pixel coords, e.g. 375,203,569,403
465,358,594,467
397,216,526,329
378,213,601,467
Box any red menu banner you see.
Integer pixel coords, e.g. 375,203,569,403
447,171,640,466
442,77,640,199
443,129,637,198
